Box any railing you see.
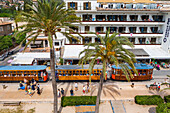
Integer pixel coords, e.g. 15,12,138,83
82,19,164,22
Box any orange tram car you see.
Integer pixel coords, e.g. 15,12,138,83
0,66,48,82
56,65,107,81
111,63,154,81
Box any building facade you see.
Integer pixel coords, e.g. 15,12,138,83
13,0,170,65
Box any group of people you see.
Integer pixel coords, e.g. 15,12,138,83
150,61,160,70
18,78,41,97
71,82,90,96
57,82,90,97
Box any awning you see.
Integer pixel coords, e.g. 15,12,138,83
11,58,34,65
128,49,149,57
30,41,42,45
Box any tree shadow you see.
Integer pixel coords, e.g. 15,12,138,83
148,90,168,98
58,83,70,113
90,82,120,100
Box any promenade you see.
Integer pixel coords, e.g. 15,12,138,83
0,80,169,113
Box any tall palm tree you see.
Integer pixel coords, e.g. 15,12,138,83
14,0,81,113
79,30,138,113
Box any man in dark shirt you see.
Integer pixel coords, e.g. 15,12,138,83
70,88,74,96
61,88,64,96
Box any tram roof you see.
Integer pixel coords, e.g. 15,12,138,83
56,65,103,70
0,65,47,71
112,63,154,69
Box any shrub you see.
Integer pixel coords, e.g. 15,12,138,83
164,95,170,103
135,95,164,105
61,96,97,107
156,103,170,113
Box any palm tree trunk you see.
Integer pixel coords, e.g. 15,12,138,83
95,59,106,113
50,47,58,113
95,74,104,113
15,22,18,31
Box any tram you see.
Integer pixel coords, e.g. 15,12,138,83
0,65,48,82
56,65,107,81
111,63,154,81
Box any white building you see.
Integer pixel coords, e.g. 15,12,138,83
12,0,170,65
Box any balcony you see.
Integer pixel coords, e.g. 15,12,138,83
81,15,164,22
97,3,160,11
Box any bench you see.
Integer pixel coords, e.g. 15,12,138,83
3,101,21,106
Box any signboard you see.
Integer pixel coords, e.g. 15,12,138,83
164,18,170,43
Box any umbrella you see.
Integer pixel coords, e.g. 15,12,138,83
7,59,13,63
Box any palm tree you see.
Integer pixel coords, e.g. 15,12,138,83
14,0,81,113
79,30,138,113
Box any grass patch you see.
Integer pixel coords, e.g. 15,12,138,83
135,95,164,105
61,96,97,107
164,95,170,103
156,103,170,113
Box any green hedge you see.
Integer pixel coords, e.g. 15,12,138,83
164,95,170,103
135,95,164,105
156,103,170,113
61,96,97,107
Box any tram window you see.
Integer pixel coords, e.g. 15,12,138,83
94,70,96,73
97,70,99,72
10,71,12,73
139,70,142,73
0,72,2,73
34,71,36,73
143,70,146,72
17,71,20,73
7,72,9,74
24,72,26,74
4,72,6,74
31,71,33,73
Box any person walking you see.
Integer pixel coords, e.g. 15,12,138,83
157,83,161,91
58,89,61,97
83,85,86,95
75,82,78,91
61,88,65,97
37,84,41,95
70,88,74,96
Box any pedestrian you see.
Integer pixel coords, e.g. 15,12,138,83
83,85,86,95
70,88,74,96
31,83,35,91
18,81,25,90
37,84,41,95
58,89,61,97
61,88,65,96
28,88,33,97
157,83,161,91
25,84,28,95
75,82,78,91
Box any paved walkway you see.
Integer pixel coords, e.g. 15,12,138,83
111,100,126,113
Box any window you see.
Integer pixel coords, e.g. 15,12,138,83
55,42,59,46
68,2,77,10
7,25,10,31
83,2,91,10
85,26,90,32
0,27,3,32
